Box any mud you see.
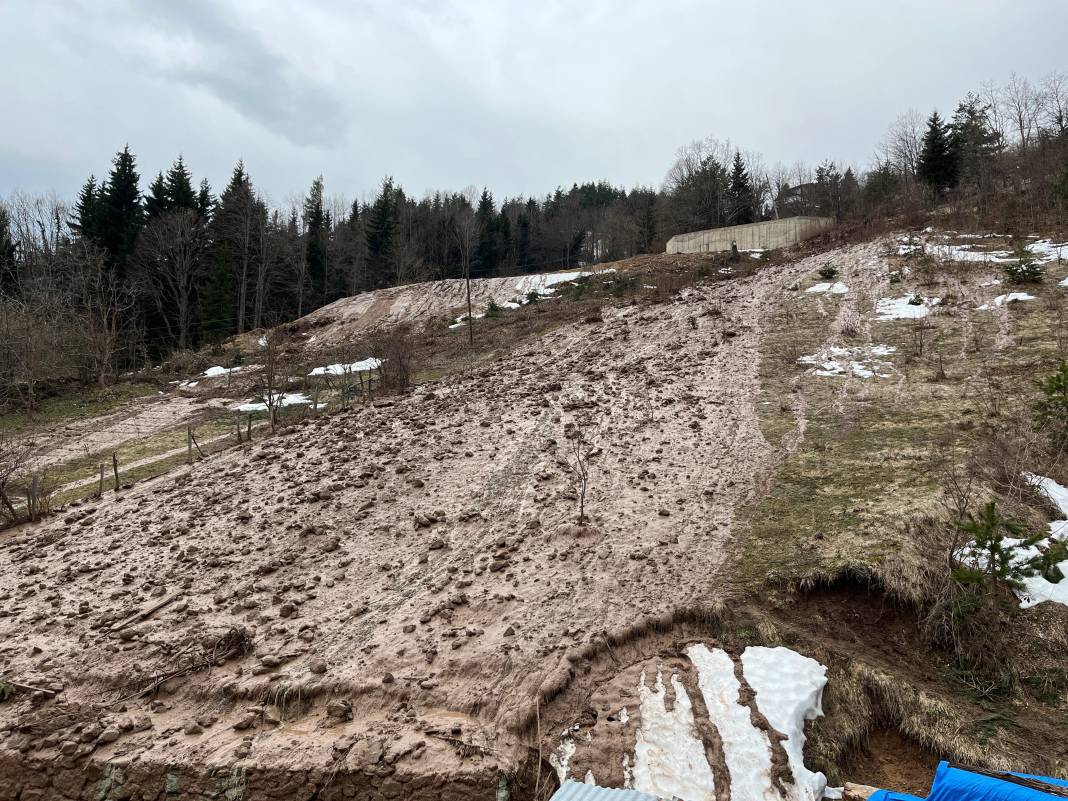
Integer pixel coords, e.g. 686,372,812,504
0,244,879,797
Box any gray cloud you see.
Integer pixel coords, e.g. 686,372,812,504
2,0,1067,203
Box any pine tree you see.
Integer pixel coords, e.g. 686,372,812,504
202,162,251,341
728,152,755,224
197,179,214,219
364,177,397,289
950,93,1001,194
917,111,959,194
71,175,104,241
144,172,168,221
0,204,17,295
99,145,144,283
474,188,497,276
303,175,328,307
164,156,197,212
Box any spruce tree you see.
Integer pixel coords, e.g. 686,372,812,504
303,176,328,307
0,204,17,295
99,144,144,283
144,172,168,221
164,156,197,212
474,188,497,276
197,179,214,219
71,175,103,241
728,152,755,224
917,111,959,194
364,177,397,288
950,93,1001,194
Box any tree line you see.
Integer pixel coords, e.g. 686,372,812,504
1,69,1066,409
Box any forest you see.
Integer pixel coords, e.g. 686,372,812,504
1,69,1066,409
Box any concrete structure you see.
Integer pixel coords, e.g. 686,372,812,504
666,216,835,255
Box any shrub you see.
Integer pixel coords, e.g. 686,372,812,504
1035,362,1068,441
818,263,838,280
908,293,924,306
485,299,502,319
525,290,540,305
1004,241,1044,283
952,501,1053,594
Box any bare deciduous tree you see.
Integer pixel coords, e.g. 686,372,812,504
135,209,205,351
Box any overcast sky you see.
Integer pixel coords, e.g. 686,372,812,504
2,0,1066,205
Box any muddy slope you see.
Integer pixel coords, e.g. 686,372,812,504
0,247,845,798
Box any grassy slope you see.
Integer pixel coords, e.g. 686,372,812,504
737,239,1068,778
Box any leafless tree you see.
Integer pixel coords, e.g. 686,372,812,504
1003,72,1042,151
252,205,278,331
1041,71,1068,136
135,209,205,351
451,197,480,348
565,420,596,524
253,331,287,431
69,238,134,386
0,432,35,522
884,109,924,184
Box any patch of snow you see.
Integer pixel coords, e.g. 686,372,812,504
257,335,268,347
632,669,715,801
741,647,829,801
549,737,576,783
979,279,1002,287
805,282,848,295
203,365,242,378
236,393,312,412
978,292,1036,310
619,707,629,724
799,345,896,379
875,295,939,320
1013,473,1068,610
687,644,779,801
513,268,615,300
927,238,1066,265
308,358,382,376
584,771,596,785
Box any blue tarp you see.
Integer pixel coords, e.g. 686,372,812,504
881,762,1068,801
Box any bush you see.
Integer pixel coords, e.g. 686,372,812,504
952,501,1055,594
1035,362,1068,441
485,299,502,319
907,293,924,306
525,290,540,304
1004,241,1044,283
818,263,838,280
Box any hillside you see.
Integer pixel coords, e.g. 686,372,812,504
2,232,1068,800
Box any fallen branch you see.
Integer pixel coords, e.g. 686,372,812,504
107,592,183,634
0,679,57,698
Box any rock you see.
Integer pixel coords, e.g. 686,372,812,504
183,721,203,736
308,657,327,675
427,537,445,551
233,713,257,731
326,699,352,720
382,672,395,685
263,705,282,725
96,727,121,745
59,740,78,756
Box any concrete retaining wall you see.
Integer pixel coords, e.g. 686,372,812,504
665,216,835,254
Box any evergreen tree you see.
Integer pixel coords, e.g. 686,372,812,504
303,175,328,306
0,204,17,295
728,152,755,224
71,175,104,241
164,156,197,212
474,188,497,276
98,144,144,283
950,93,1001,194
917,111,959,194
365,177,397,288
197,179,214,219
144,172,168,221
201,162,252,340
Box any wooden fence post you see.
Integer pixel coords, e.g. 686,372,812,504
98,464,105,498
247,415,252,441
187,426,193,465
112,452,119,491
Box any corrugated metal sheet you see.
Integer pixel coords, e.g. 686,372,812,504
549,779,661,801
